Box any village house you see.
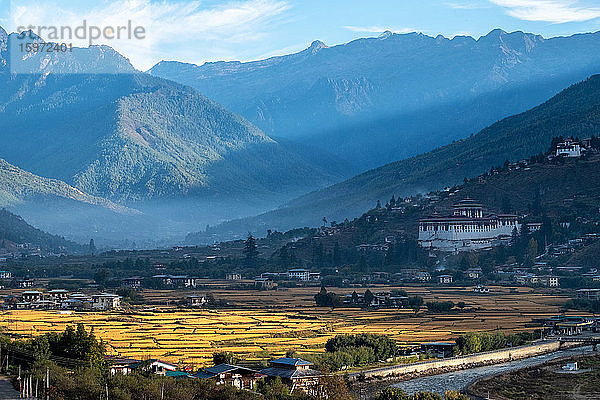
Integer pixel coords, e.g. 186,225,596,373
186,294,207,307
17,279,35,288
225,273,242,280
260,358,323,396
153,274,197,288
0,271,11,279
438,275,453,284
287,269,311,281
21,290,43,303
108,358,177,376
421,342,456,358
195,364,265,389
577,288,600,301
108,358,141,375
48,289,69,301
418,198,519,252
254,277,277,290
92,293,121,310
465,267,483,279
539,276,560,287
122,276,143,289
473,285,490,293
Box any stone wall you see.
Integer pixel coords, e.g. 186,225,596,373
350,341,574,380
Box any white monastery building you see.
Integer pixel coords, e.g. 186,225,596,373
418,198,519,252
555,138,584,158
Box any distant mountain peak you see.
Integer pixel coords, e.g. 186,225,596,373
308,40,327,54
378,31,393,40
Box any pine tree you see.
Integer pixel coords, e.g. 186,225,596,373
243,234,259,268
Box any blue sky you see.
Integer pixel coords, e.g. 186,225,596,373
2,0,600,70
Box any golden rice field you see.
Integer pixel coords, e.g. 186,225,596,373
0,286,574,369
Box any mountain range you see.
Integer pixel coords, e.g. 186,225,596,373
149,29,600,171
0,28,347,243
3,26,600,246
191,73,600,241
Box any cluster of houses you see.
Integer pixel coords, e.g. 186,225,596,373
343,291,408,308
2,290,121,310
108,357,323,395
254,269,322,290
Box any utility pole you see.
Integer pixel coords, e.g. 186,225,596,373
105,383,109,400
46,367,49,400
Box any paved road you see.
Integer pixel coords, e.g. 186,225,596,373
391,346,595,397
0,376,18,400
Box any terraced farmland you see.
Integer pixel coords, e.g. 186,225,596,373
0,286,573,369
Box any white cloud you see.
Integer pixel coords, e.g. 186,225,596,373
489,0,600,23
344,25,418,34
8,0,291,69
446,1,488,9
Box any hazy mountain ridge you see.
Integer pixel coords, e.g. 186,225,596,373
0,208,81,253
150,29,600,170
196,74,600,240
0,29,346,204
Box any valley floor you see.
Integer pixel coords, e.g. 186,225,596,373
0,285,580,369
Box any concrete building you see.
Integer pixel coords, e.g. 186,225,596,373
287,269,311,281
418,199,519,252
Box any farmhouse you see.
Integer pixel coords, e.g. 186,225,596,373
577,288,600,301
108,358,177,376
187,294,207,307
465,267,483,279
21,290,43,302
195,364,265,389
254,277,277,290
48,289,69,301
92,293,121,310
122,276,143,289
260,358,323,396
418,198,519,252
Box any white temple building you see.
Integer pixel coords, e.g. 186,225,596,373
418,198,519,252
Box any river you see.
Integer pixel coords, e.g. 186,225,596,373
389,346,595,397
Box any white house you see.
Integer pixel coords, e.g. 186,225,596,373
287,269,311,281
92,293,121,310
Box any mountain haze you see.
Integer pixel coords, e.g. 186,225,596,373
196,74,600,240
0,28,348,243
150,30,600,170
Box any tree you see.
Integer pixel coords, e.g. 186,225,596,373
243,234,259,268
374,388,410,400
213,351,237,365
408,296,424,315
315,287,342,307
364,290,375,307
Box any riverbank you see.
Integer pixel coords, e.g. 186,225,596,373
467,351,600,399
351,344,593,399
